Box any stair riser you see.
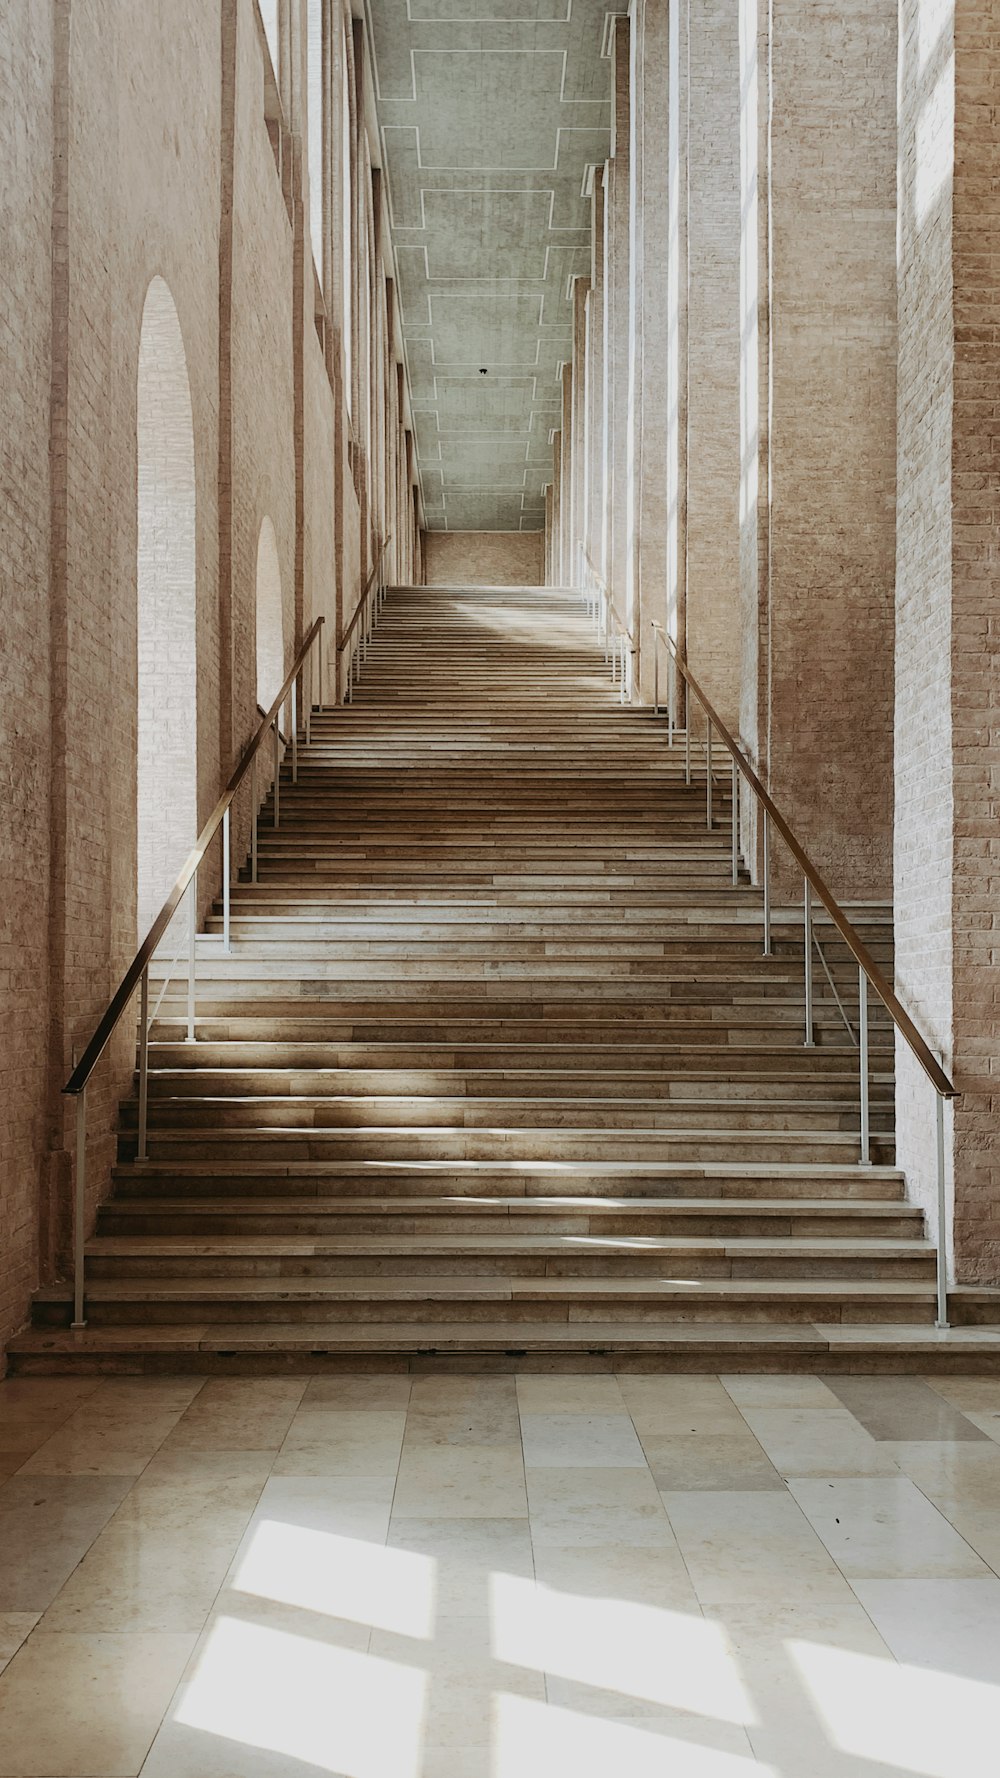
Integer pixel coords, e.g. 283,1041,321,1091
99,1211,921,1238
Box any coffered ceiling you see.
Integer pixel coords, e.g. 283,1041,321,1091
366,0,625,533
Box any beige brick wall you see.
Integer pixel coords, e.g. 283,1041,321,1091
741,0,897,901
0,0,414,1367
423,531,543,587
0,2,54,1355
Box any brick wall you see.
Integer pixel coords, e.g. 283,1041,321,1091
0,0,414,1368
423,531,543,587
0,4,53,1354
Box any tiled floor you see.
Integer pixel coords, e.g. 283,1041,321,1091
0,1373,999,1776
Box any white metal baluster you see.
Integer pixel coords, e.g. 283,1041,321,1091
935,1080,949,1328
72,1090,87,1329
803,877,815,1046
273,719,280,827
762,809,772,955
858,966,870,1165
706,720,713,829
138,967,150,1162
222,808,231,952
186,872,197,1043
291,680,298,785
731,760,739,885
251,754,258,884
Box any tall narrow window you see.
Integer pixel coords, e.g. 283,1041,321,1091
341,21,353,415
308,0,324,287
136,278,197,938
259,0,280,74
255,518,285,711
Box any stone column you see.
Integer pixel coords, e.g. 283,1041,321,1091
626,0,669,698
551,432,563,584
585,173,606,580
570,276,589,590
604,19,631,618
544,484,554,584
559,363,573,588
739,0,897,899
684,0,742,723
895,0,1000,1282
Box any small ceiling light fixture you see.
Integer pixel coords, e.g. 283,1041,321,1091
479,367,488,375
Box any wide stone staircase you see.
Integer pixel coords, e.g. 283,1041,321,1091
13,585,997,1372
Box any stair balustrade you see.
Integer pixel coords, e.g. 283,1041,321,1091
650,620,957,1326
61,616,327,1328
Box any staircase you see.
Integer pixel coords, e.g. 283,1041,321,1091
12,584,995,1374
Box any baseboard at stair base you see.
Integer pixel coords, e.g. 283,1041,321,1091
7,1321,1000,1377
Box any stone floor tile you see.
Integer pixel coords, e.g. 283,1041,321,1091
851,1577,1000,1682
0,1617,39,1679
824,1376,988,1442
518,1412,646,1468
720,1374,841,1409
403,1396,521,1447
640,1431,783,1491
41,1480,263,1634
493,1689,761,1776
387,1516,533,1615
0,1475,133,1613
301,1375,413,1409
162,1380,306,1451
662,1489,855,1606
531,1542,697,1609
619,1374,750,1435
140,1611,417,1777
370,1615,545,1752
515,1375,626,1415
737,1407,899,1478
0,1630,195,1777
789,1476,990,1578
272,1408,406,1476
392,1442,528,1517
526,1465,674,1548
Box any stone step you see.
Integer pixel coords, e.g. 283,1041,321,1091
27,1274,967,1328
121,1094,888,1135
119,1126,893,1165
20,1317,1000,1376
110,1159,907,1200
81,1232,935,1282
141,1067,893,1101
98,1195,921,1238
146,1041,891,1074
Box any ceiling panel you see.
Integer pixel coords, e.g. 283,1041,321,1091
367,0,624,532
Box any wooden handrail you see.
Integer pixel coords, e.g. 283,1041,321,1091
650,622,956,1101
338,535,390,654
63,616,325,1097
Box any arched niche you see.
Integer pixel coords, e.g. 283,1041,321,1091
136,276,197,938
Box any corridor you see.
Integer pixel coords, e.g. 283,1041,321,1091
1,1370,999,1776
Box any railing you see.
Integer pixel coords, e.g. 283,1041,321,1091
581,548,634,703
337,535,391,702
650,621,957,1327
62,616,327,1329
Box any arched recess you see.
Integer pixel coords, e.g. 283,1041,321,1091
255,517,285,711
137,276,197,938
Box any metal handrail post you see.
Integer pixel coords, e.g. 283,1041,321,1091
803,876,815,1046
762,809,772,955
935,1084,949,1328
222,809,231,953
683,712,691,781
858,966,870,1165
667,656,676,745
138,968,150,1163
318,631,324,710
653,647,660,716
706,720,713,829
72,1091,87,1329
305,649,312,747
273,719,280,828
731,760,739,886
291,681,298,785
251,755,258,884
186,872,197,1043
